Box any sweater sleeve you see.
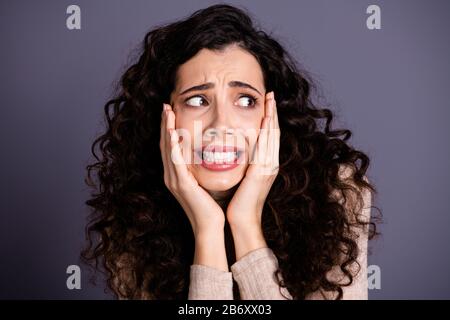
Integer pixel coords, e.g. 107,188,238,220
188,264,234,300
230,247,293,300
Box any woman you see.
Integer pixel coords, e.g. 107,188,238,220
82,4,379,300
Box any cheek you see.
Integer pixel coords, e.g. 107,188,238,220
241,115,263,140
240,106,264,125
173,112,195,149
174,108,196,130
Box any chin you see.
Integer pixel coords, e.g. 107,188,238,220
196,173,243,192
190,161,246,192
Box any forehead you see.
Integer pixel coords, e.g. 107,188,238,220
175,46,264,90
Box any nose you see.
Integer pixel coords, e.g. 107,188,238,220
204,126,235,139
204,100,235,139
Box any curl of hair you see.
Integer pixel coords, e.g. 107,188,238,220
81,4,381,300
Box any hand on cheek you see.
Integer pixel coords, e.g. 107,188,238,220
226,91,280,260
160,103,226,236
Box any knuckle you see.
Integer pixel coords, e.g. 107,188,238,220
167,182,176,191
163,176,169,187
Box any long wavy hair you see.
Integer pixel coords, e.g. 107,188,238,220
81,3,381,299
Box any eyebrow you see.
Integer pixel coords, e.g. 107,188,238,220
179,81,262,96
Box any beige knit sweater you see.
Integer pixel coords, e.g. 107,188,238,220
188,171,372,300
188,246,292,300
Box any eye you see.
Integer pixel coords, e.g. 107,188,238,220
184,95,208,107
183,94,258,108
237,95,258,108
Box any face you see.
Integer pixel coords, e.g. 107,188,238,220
169,44,266,194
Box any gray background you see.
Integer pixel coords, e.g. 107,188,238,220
1,0,449,299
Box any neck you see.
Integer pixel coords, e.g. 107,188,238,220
208,184,239,212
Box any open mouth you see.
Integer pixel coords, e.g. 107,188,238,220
199,150,243,164
194,145,244,169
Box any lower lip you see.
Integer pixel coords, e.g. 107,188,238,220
198,152,243,171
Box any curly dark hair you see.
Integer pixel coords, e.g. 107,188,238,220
81,3,381,300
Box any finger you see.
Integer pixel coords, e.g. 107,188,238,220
268,96,280,161
269,94,280,165
164,105,179,183
162,104,187,186
273,95,280,168
166,104,175,131
274,132,280,169
262,91,275,154
251,116,267,165
267,95,280,173
267,92,277,156
163,105,183,184
269,94,275,131
266,144,279,174
272,92,279,129
267,128,279,171
273,96,281,169
255,115,270,166
160,103,169,170
165,105,181,166
267,99,275,167
161,104,174,181
164,105,176,167
265,91,274,118
165,109,191,181
169,127,192,181
169,127,183,166
266,94,277,166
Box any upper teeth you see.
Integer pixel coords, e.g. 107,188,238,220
202,151,238,163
